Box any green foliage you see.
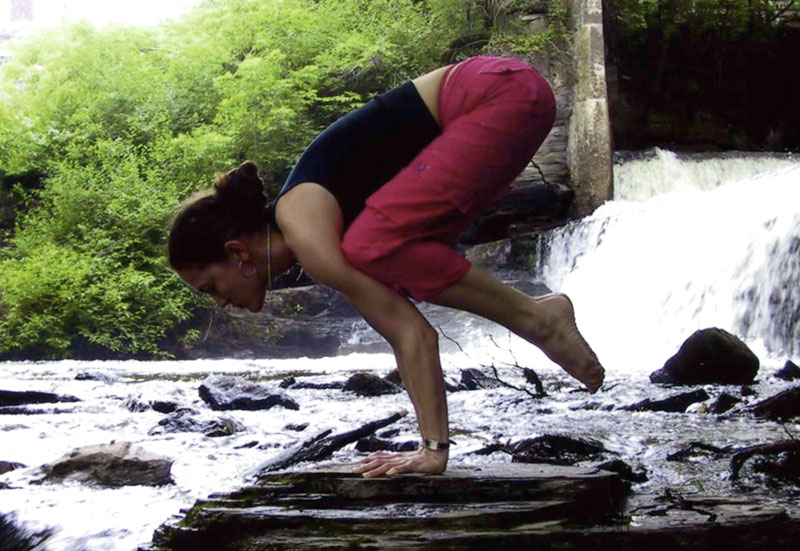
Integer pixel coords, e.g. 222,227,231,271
484,0,570,56
0,0,476,359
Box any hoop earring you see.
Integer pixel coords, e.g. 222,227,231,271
238,260,256,278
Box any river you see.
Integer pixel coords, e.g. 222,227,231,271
1,150,799,550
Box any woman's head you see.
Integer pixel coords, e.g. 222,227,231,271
168,160,270,270
168,161,275,312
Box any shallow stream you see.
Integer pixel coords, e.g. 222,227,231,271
1,150,799,550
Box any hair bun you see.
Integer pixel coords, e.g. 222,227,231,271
214,160,267,211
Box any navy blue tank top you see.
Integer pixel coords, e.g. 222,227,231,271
268,81,440,228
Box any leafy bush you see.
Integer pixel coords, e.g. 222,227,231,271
0,0,477,358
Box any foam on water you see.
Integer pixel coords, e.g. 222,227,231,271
2,152,800,549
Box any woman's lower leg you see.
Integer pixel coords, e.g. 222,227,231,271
429,265,605,392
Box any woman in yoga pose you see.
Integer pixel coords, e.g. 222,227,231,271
168,56,604,478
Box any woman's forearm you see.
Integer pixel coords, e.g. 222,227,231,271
392,328,450,449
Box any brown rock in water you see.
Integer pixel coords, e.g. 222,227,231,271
624,389,710,413
745,386,800,421
199,375,299,411
342,373,401,396
0,389,80,407
650,328,759,385
775,360,800,381
510,434,607,465
37,442,173,487
0,461,25,475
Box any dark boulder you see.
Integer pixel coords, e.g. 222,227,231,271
148,410,244,438
731,441,800,487
36,441,173,487
342,373,401,396
459,368,503,390
510,434,607,465
595,459,648,483
199,375,299,411
707,392,741,414
122,397,150,412
746,386,800,421
775,360,800,382
747,450,800,487
624,389,710,413
292,381,344,390
151,401,178,414
650,328,759,385
75,371,117,383
0,461,25,475
0,389,80,407
285,422,309,432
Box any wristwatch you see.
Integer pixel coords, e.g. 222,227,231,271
422,438,455,451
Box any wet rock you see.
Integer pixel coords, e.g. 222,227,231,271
775,360,800,381
745,386,800,421
650,328,759,385
280,376,344,390
741,385,757,397
355,435,418,453
731,441,800,484
469,442,507,456
257,410,407,474
621,389,709,413
0,461,25,475
148,464,627,551
459,368,503,390
595,459,648,483
510,434,607,465
0,482,9,490
151,401,178,414
624,389,710,413
261,285,357,319
667,442,733,462
707,392,741,414
199,375,299,411
234,441,259,449
384,368,403,386
122,397,151,412
148,410,244,438
284,423,309,432
0,389,80,407
291,381,344,390
0,512,53,551
342,373,401,396
75,371,117,383
37,441,173,487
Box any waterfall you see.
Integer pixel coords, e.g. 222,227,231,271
535,150,800,376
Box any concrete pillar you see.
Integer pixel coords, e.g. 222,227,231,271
566,0,613,216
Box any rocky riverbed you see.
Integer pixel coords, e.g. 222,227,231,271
1,319,798,550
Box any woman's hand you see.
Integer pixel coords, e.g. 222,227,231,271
352,448,448,478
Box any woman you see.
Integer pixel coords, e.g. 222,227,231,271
168,56,604,478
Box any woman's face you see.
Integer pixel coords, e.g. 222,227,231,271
178,256,268,313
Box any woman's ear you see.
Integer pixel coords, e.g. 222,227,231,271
223,239,250,261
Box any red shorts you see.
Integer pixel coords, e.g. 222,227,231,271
342,56,556,301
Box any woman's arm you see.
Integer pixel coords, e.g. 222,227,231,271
276,184,449,477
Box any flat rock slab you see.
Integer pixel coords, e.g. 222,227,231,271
147,464,626,550
144,464,800,551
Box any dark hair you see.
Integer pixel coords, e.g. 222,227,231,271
168,161,270,269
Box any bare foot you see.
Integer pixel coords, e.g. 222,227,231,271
528,293,604,393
